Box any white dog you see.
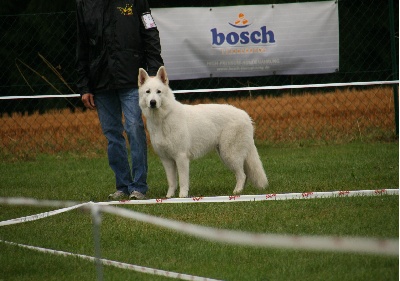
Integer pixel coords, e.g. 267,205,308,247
138,66,268,198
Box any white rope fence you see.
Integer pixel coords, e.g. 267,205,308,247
101,189,398,205
0,80,398,99
1,189,398,280
0,189,398,255
99,202,399,256
0,240,221,281
0,202,86,226
1,189,397,227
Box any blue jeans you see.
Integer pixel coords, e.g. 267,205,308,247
95,88,148,195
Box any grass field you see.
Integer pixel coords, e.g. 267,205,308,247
0,141,398,280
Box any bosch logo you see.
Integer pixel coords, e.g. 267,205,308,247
211,13,275,47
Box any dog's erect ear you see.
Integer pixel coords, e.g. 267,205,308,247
157,66,169,86
138,68,149,87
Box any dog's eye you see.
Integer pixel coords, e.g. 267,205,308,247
157,90,161,94
146,89,150,94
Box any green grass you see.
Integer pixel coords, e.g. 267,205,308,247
0,141,398,280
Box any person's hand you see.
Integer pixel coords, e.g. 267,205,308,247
81,93,96,110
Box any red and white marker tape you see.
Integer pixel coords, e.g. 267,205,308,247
101,189,398,205
1,189,397,226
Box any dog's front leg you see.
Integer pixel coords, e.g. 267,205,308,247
161,158,178,198
176,154,190,198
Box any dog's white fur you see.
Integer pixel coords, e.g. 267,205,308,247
138,66,268,198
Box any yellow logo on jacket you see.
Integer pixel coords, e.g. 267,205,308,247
117,4,133,16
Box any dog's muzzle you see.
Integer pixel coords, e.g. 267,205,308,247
150,100,157,108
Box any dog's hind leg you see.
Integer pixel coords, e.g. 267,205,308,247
161,158,178,198
232,167,246,194
217,146,247,194
218,125,251,194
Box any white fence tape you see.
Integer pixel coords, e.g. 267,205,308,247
100,189,399,205
0,80,398,99
0,240,221,281
0,202,87,226
0,197,80,208
0,189,398,256
99,203,399,256
1,189,397,226
173,80,400,94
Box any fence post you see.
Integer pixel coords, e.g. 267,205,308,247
91,204,104,281
389,0,399,135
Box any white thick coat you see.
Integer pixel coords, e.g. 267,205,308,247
138,66,268,198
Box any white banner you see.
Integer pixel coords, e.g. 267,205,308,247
152,1,339,80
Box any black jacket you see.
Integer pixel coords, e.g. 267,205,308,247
75,0,163,95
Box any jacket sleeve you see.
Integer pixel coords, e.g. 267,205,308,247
75,0,91,95
136,0,164,76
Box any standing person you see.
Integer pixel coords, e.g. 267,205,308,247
75,0,163,200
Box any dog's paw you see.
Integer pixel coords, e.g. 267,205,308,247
233,188,243,195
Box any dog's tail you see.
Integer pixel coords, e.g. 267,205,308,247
244,144,268,189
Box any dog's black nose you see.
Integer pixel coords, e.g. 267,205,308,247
150,100,157,108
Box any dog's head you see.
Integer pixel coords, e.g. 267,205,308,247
138,66,173,111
